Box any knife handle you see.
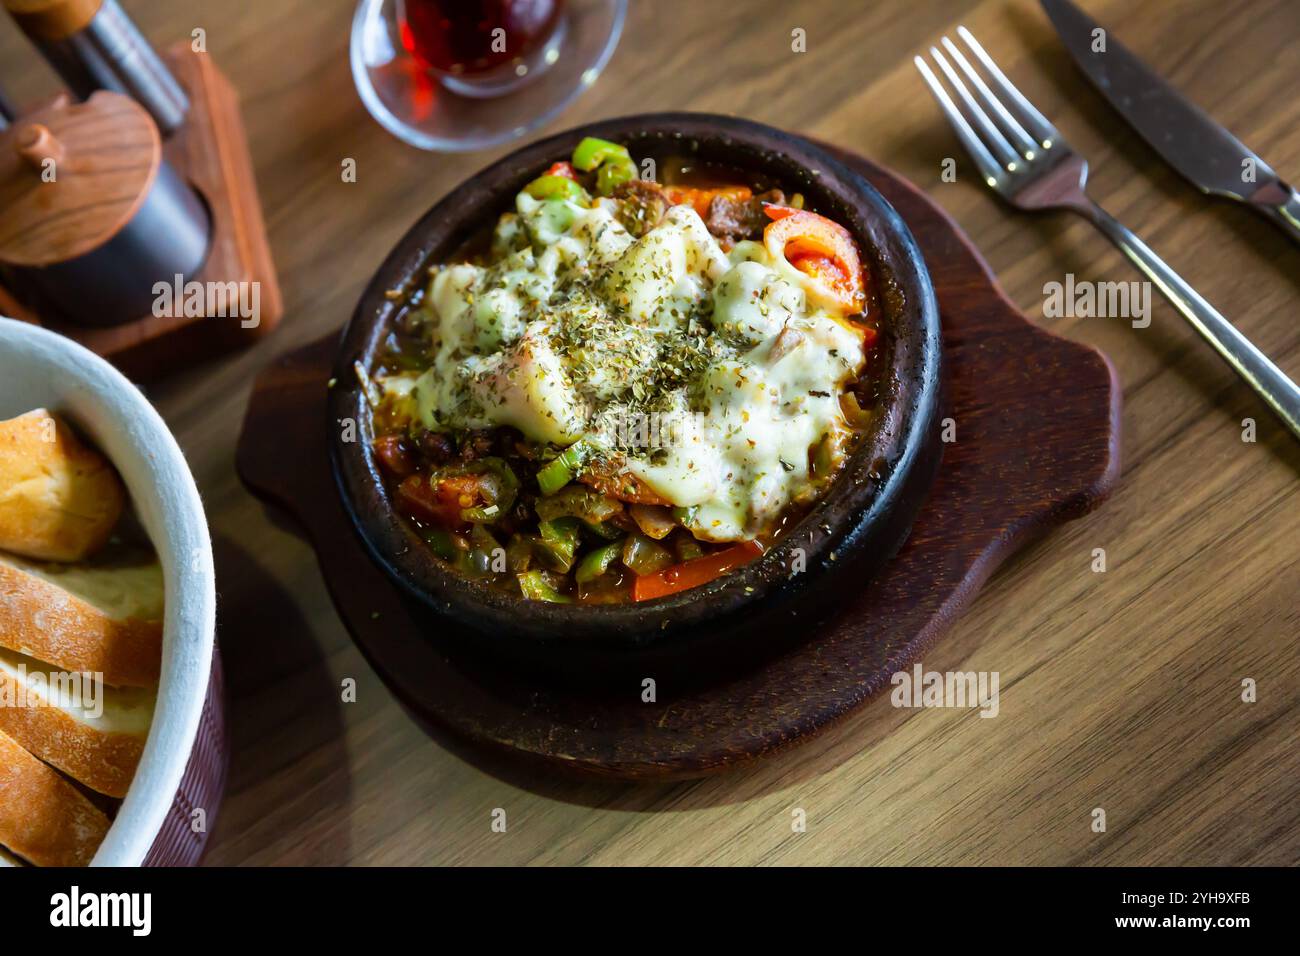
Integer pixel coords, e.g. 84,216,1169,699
1084,202,1300,441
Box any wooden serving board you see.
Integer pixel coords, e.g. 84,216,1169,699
235,149,1121,780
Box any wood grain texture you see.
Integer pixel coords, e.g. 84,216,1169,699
0,91,157,265
2,0,1294,866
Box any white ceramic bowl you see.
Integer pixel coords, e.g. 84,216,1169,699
0,318,217,866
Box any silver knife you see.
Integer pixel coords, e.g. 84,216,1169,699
1040,0,1300,244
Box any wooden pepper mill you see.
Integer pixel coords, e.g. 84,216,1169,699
0,91,211,326
4,0,188,134
0,2,282,377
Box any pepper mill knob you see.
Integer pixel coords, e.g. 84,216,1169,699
15,123,65,168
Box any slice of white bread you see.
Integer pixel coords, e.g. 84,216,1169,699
0,647,154,798
0,728,110,866
0,550,162,687
0,409,125,562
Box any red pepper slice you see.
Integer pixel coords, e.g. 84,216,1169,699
763,208,865,313
631,540,765,602
763,204,799,221
545,161,579,181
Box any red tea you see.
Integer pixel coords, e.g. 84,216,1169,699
399,0,565,76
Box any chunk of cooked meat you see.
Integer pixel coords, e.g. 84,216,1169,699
458,429,494,461
612,179,670,237
417,429,455,465
705,189,787,244
579,459,671,506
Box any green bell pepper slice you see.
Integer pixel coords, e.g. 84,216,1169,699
595,154,636,196
571,136,629,172
523,174,590,205
535,485,622,524
422,527,459,561
531,517,582,573
581,519,623,541
673,533,705,562
505,533,533,573
536,440,592,496
575,539,624,584
518,570,571,602
570,137,636,196
622,533,675,576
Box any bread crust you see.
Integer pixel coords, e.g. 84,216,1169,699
0,560,162,687
0,666,146,798
0,409,125,562
0,729,109,866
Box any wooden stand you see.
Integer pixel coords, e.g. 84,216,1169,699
0,43,281,379
236,149,1122,780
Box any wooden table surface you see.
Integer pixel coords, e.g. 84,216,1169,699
3,0,1296,866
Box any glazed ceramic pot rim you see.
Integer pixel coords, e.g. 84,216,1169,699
0,318,216,866
330,113,941,646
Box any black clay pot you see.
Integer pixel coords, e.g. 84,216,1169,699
329,113,943,681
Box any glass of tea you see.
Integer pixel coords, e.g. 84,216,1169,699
351,0,627,151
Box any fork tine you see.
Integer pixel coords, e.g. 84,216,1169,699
913,54,1004,187
929,45,1021,171
955,25,1060,148
940,35,1039,159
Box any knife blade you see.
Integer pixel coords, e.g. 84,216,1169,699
1040,0,1300,244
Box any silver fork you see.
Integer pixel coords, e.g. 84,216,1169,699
916,26,1300,441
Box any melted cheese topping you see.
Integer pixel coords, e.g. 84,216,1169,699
381,189,866,542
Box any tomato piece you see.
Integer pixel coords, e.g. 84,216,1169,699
763,204,799,221
763,209,865,313
395,473,486,529
372,435,415,478
787,257,878,348
789,252,848,286
396,475,446,526
631,540,765,602
663,185,752,219
436,475,485,521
